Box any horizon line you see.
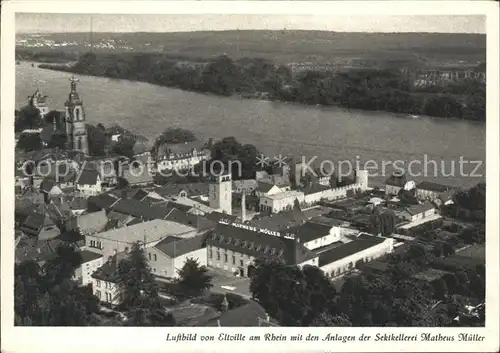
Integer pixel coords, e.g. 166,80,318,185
16,29,486,35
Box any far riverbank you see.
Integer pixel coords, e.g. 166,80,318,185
38,51,486,122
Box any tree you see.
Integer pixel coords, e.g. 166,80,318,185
16,133,43,152
15,105,43,133
210,137,261,179
15,245,100,326
250,260,311,326
433,278,448,300
112,135,136,159
117,243,167,326
176,258,213,298
87,124,110,156
310,312,352,326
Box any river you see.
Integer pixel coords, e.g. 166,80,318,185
16,61,485,188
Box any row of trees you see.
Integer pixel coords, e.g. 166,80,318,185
249,237,485,327
43,52,485,121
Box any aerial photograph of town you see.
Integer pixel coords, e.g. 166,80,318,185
13,12,486,329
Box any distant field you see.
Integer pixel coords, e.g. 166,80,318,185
16,30,486,68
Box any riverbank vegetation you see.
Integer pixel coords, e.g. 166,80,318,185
40,51,486,121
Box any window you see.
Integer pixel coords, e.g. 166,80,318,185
217,252,220,260
154,254,157,261
224,254,228,263
96,290,101,299
240,259,244,266
96,280,101,288
75,108,80,121
209,249,213,258
232,255,235,264
148,253,151,260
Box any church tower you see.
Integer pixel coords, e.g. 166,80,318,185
209,174,232,215
64,77,89,155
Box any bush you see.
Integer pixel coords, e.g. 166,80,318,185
192,292,249,311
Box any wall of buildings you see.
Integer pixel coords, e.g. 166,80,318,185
147,247,207,279
320,238,394,278
92,277,122,306
302,226,341,251
416,189,441,202
404,208,436,222
85,234,164,258
157,151,209,171
207,244,256,277
76,180,102,197
385,184,402,196
74,256,104,286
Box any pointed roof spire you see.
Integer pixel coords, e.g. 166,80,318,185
221,293,229,312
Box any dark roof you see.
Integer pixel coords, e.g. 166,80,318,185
110,198,169,220
206,211,237,223
287,222,332,243
20,213,46,235
126,217,144,226
301,184,331,195
87,193,120,210
165,209,217,231
131,189,149,201
318,235,386,267
154,183,209,198
80,250,104,264
155,234,206,258
70,196,88,210
208,223,317,265
309,216,343,227
15,238,64,264
40,177,57,193
205,300,269,327
91,258,121,282
417,181,451,193
256,182,276,193
406,202,436,215
167,201,193,213
385,173,407,187
76,169,100,186
249,209,307,231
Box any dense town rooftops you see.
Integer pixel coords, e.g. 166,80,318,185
308,216,344,227
209,222,317,265
405,202,435,216
154,234,206,258
416,181,452,193
318,234,387,267
154,183,209,198
287,222,332,243
87,193,120,210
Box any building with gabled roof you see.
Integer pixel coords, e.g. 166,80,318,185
75,169,101,196
147,234,207,279
403,202,437,222
319,234,395,279
85,219,198,258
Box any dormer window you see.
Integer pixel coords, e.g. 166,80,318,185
211,234,217,241
226,236,232,244
241,240,247,248
271,248,276,255
256,244,262,252
264,245,270,254
234,239,240,246
278,249,284,257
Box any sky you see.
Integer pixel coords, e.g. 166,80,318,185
16,14,486,34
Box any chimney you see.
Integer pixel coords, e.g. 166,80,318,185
241,192,246,223
266,314,270,322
